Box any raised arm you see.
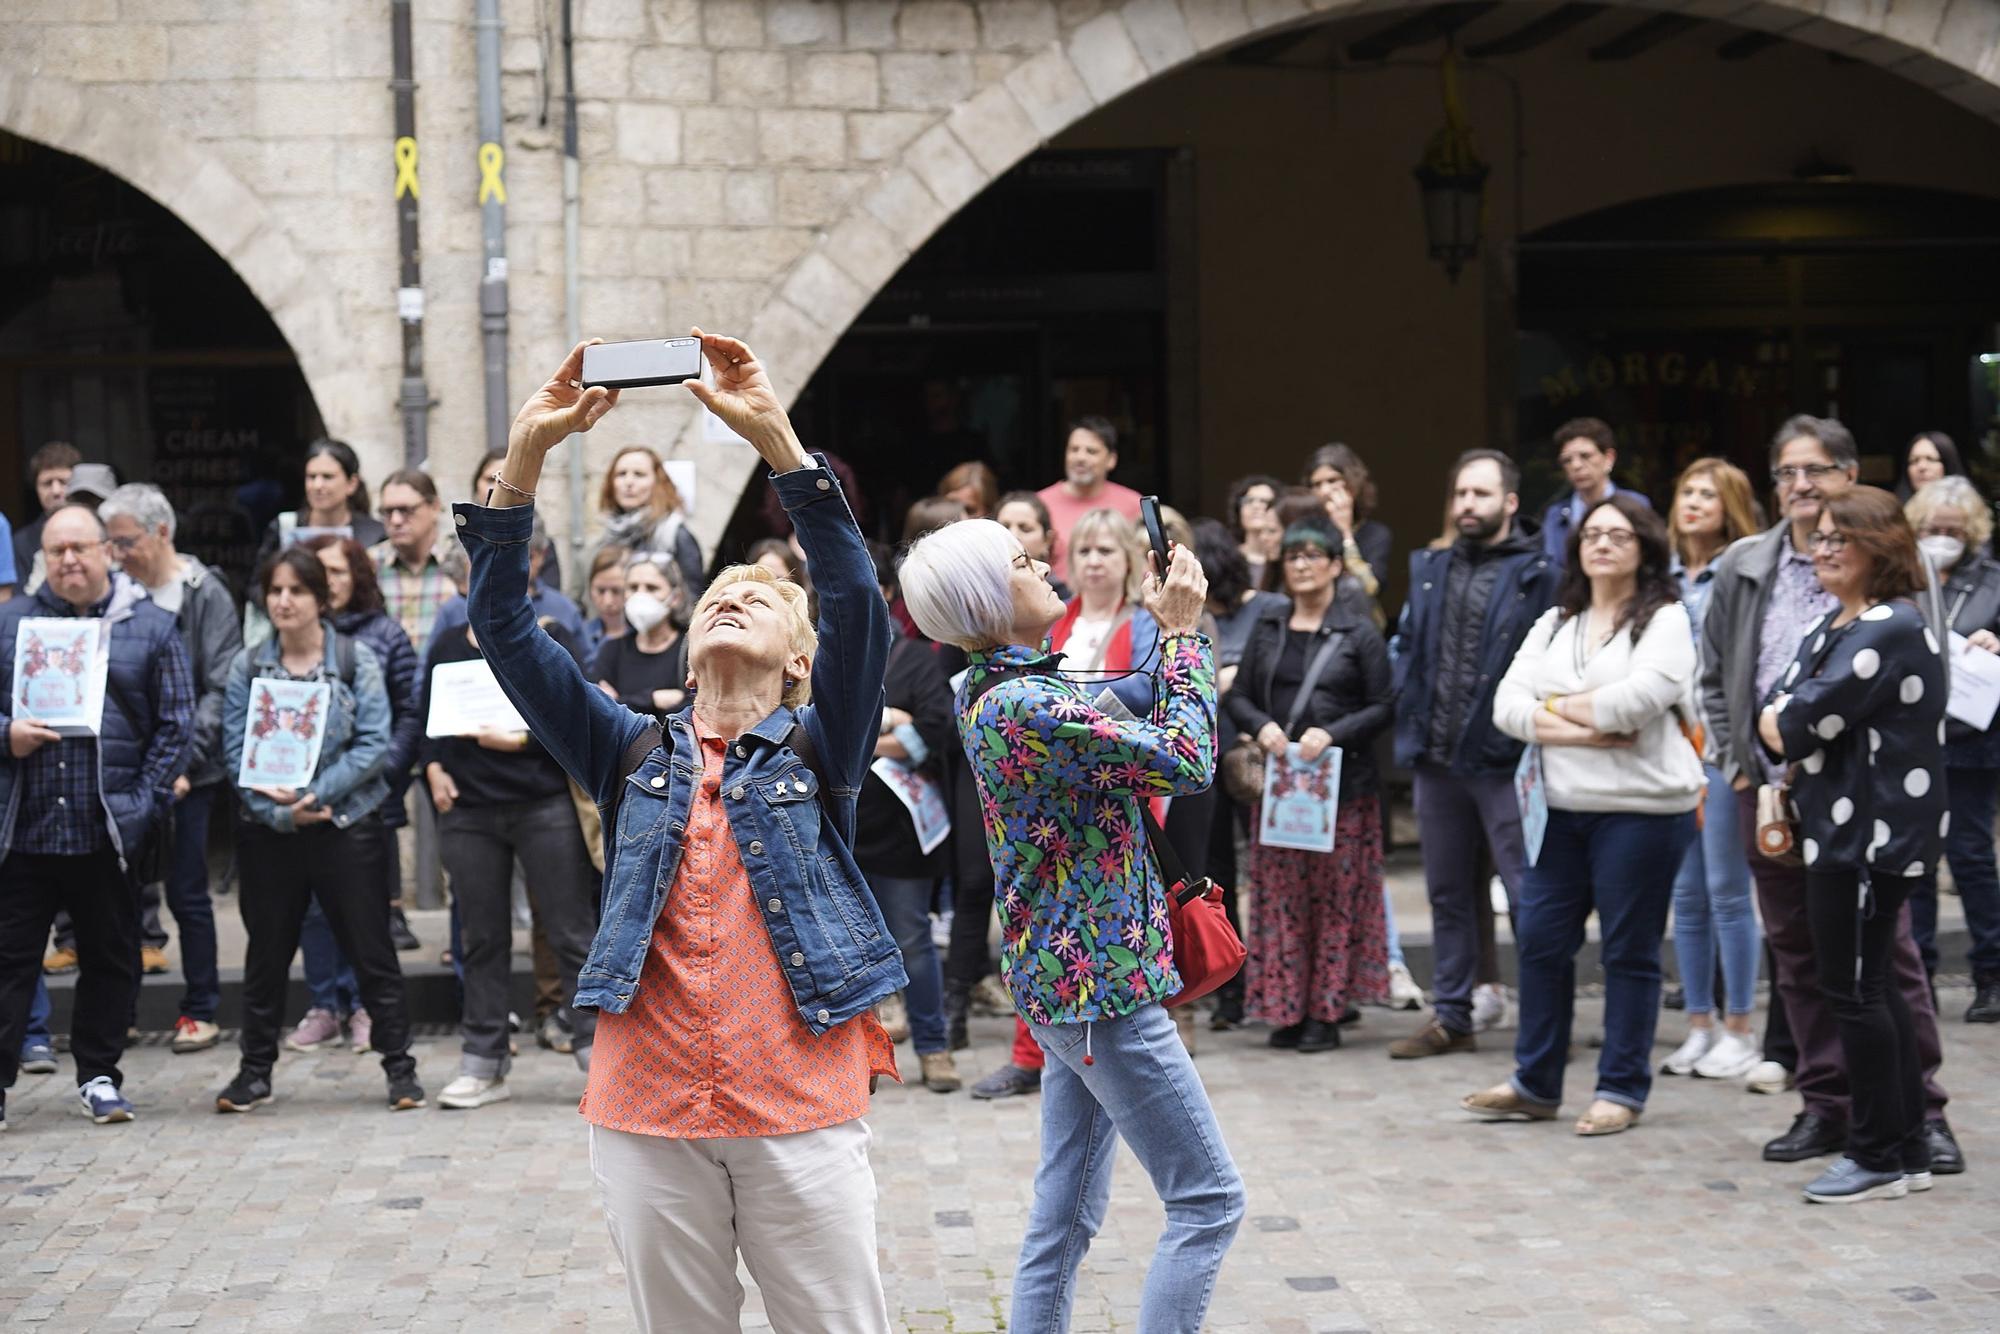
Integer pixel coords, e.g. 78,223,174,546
785,456,889,799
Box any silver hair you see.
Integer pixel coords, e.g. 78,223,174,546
899,519,1020,651
97,483,177,540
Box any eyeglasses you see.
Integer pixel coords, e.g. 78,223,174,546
1578,527,1637,549
1771,464,1845,485
105,534,144,554
1806,530,1849,553
381,504,430,521
1010,552,1036,571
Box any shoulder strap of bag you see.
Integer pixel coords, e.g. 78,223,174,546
334,630,357,686
1281,627,1348,735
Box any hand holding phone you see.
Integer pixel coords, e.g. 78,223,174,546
580,337,705,389
1140,494,1173,577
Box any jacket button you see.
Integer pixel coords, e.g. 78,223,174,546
730,786,744,800
791,951,805,966
749,840,763,855
649,775,665,788
816,1008,831,1022
767,898,782,912
735,745,747,758
454,513,467,526
794,780,807,793
816,478,831,491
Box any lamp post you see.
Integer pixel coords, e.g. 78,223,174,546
1413,51,1489,283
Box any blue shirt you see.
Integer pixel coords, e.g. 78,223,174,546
0,514,16,587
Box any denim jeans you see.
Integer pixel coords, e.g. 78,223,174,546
1383,883,1406,969
23,974,51,1052
861,873,947,1055
300,902,362,1016
163,784,223,1022
1911,765,2000,983
1015,1003,1244,1333
1511,808,1695,1112
1670,766,1759,1017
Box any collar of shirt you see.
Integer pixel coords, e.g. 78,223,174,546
1567,481,1619,525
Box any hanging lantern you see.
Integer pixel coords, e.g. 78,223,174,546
1412,51,1489,283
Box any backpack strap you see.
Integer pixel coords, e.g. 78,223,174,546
333,629,357,686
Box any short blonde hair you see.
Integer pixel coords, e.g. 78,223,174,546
1906,476,1993,551
690,564,818,708
1068,508,1146,603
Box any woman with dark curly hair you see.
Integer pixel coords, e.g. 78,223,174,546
1465,493,1704,1136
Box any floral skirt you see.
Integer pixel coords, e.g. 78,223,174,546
1244,796,1389,1026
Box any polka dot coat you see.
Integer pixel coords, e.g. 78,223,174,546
1772,600,1948,876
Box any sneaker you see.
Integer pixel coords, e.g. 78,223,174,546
389,906,422,952
1386,961,1424,1012
215,1072,273,1113
171,1017,220,1054
1661,985,1686,1011
877,993,911,1044
1803,1156,1908,1204
1905,1169,1934,1193
20,1041,57,1075
1966,980,2000,1023
970,974,1014,1017
438,1074,511,1109
140,946,170,975
536,1013,576,1055
1744,1059,1794,1095
387,1076,427,1111
42,947,78,975
1692,1030,1761,1080
1462,1082,1558,1121
1659,1028,1716,1076
77,1076,134,1124
1389,1020,1477,1060
920,1050,963,1093
285,1007,341,1052
348,1008,373,1054
969,1063,1041,1100
1471,983,1515,1033
1209,993,1245,1031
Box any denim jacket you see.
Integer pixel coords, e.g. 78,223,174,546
453,457,906,1033
222,625,392,833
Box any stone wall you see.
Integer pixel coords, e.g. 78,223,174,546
5,0,2000,557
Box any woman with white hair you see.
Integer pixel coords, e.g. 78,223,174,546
458,333,907,1333
900,517,1244,1334
1905,475,2000,1021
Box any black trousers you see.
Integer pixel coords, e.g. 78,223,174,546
0,848,139,1089
944,755,996,992
1804,868,1927,1174
236,819,416,1084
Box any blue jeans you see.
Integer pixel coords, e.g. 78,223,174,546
300,902,361,1016
1383,883,1406,968
1511,808,1696,1112
1016,1004,1244,1333
23,975,51,1053
1912,765,2000,982
165,784,222,1022
1670,766,1759,1017
862,873,948,1055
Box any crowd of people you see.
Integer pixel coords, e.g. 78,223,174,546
0,340,1995,1324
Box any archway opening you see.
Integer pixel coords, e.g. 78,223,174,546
0,129,323,595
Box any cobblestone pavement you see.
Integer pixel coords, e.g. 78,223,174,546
4,989,1998,1332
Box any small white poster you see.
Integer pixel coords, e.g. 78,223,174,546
1258,746,1341,854
1516,744,1549,868
1946,632,2000,732
12,618,108,737
237,678,332,789
870,757,951,855
426,658,529,737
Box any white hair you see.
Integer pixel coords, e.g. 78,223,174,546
98,483,176,540
901,519,1019,651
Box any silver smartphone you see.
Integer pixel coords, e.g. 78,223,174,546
580,337,704,389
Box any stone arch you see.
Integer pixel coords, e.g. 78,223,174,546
0,60,366,446
691,0,2000,513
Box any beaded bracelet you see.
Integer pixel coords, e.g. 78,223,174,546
484,471,535,505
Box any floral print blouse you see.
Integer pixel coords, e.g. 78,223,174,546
1772,601,1947,877
956,636,1217,1026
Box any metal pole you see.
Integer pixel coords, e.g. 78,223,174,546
390,0,433,466
561,0,587,584
475,0,510,457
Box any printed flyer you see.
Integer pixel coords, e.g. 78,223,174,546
1258,745,1342,854
11,618,107,736
237,678,333,789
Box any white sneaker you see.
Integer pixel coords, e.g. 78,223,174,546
1659,1028,1716,1075
1743,1059,1794,1095
438,1074,511,1110
1693,1030,1761,1080
1387,961,1425,1012
1471,983,1515,1033
1489,874,1510,916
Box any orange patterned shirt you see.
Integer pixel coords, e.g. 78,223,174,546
580,719,897,1139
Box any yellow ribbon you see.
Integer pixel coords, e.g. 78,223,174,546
477,142,506,205
392,137,420,200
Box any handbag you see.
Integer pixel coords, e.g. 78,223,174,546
1755,777,1802,864
1140,803,1247,1006
1227,624,1350,804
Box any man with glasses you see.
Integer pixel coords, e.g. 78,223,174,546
1387,449,1559,1058
1538,418,1650,568
0,505,192,1130
1700,414,1964,1176
96,485,241,1053
370,469,453,661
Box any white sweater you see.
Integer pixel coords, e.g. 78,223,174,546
1493,603,1706,815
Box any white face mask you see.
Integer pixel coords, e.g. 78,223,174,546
1919,535,1965,570
625,591,670,634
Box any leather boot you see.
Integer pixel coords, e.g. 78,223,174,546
944,985,971,1052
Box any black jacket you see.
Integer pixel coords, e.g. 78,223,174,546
853,632,955,878
1227,598,1394,801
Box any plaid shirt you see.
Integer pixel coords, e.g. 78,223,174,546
12,586,196,856
371,537,453,660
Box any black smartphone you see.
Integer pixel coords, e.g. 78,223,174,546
1140,494,1172,577
580,337,704,389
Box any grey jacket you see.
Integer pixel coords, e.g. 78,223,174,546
176,558,244,789
1700,520,1947,784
